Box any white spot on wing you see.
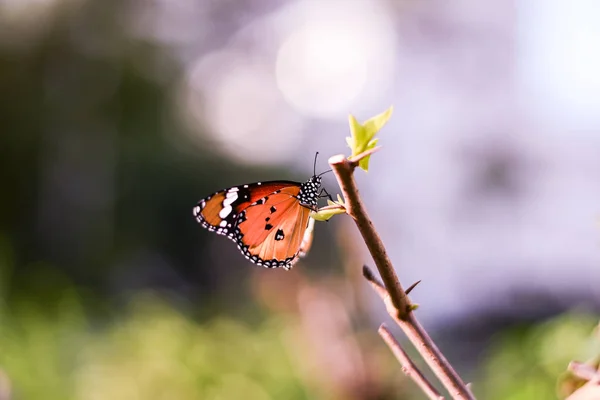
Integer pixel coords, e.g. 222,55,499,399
223,191,238,207
219,205,232,219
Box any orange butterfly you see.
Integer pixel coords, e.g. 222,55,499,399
193,161,330,270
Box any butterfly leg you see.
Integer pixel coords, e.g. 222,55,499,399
318,187,334,202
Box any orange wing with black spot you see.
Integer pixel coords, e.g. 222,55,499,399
193,176,323,269
235,189,313,269
193,181,301,240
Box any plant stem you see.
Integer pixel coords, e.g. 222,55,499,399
379,324,445,400
569,361,600,382
329,154,409,317
328,153,475,400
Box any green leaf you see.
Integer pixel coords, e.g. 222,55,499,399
311,196,346,221
346,106,393,171
358,138,379,170
310,207,346,221
363,107,393,140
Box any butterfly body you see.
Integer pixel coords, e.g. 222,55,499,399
193,176,322,270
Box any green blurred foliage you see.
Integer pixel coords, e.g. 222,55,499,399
0,235,315,399
478,313,600,400
76,296,314,400
0,290,318,400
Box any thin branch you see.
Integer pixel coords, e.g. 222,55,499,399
348,146,382,165
362,265,389,302
329,152,475,400
363,265,473,399
566,384,600,400
379,324,445,400
569,361,600,383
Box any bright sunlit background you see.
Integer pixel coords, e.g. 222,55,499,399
1,0,599,399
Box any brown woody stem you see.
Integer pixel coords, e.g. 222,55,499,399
329,152,475,400
569,361,600,382
379,324,445,400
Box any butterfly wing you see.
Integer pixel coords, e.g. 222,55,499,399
298,216,315,259
193,181,300,240
194,176,321,269
235,187,313,269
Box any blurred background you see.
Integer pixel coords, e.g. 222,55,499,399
1,0,599,399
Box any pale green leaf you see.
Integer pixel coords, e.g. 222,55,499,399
310,207,346,221
363,107,393,142
346,106,393,171
358,140,379,171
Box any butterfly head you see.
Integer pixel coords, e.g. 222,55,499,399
298,175,322,210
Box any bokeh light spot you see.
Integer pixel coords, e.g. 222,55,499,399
274,0,396,119
182,50,304,165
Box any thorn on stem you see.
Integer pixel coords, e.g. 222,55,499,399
362,265,376,281
405,280,422,295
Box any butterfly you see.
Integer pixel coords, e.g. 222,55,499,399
193,156,331,270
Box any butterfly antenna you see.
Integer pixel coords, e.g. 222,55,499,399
317,169,332,177
313,151,319,177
